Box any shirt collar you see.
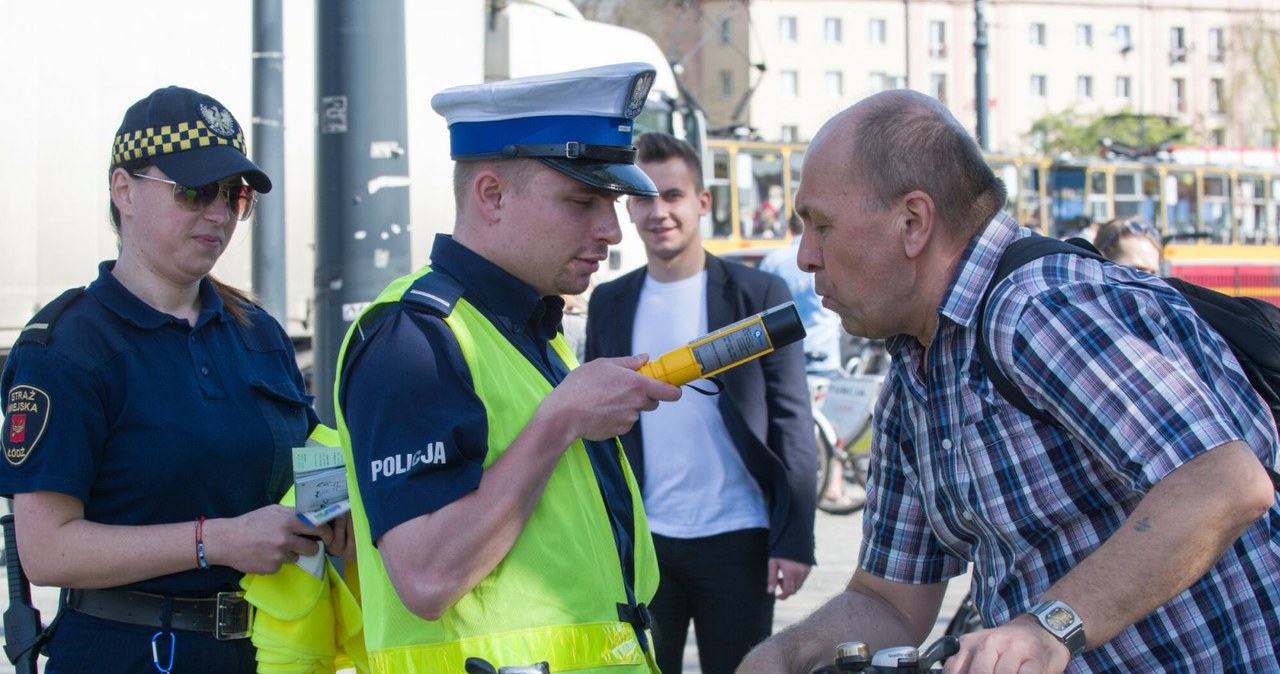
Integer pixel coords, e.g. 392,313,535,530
88,260,227,329
937,211,1026,330
428,234,564,341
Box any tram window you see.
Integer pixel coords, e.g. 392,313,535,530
713,149,730,181
1239,176,1266,245
790,150,804,211
706,149,733,239
1021,165,1044,231
1090,171,1107,194
1115,173,1137,194
1086,170,1109,222
1271,178,1280,243
740,151,786,239
1164,172,1198,238
1113,171,1154,225
708,184,732,238
1050,167,1086,233
1202,173,1230,243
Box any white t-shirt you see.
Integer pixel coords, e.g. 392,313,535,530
633,272,768,538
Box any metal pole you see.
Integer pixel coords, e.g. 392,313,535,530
974,0,990,150
903,0,911,89
314,0,412,423
252,0,287,324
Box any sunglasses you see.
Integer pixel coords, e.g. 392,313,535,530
131,172,258,221
1097,219,1160,250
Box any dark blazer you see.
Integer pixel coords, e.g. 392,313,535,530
586,253,817,565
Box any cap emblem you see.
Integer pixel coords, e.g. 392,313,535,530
624,71,655,120
199,102,238,138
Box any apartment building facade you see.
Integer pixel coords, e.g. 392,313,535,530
600,0,1278,154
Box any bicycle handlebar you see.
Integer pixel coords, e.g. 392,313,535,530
814,635,959,674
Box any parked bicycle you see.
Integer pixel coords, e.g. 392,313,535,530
810,338,890,515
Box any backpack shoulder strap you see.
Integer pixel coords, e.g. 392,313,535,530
976,236,1105,424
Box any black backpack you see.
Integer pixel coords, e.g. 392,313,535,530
976,235,1280,489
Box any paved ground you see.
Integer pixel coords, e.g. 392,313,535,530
0,509,973,673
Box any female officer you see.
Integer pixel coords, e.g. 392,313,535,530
0,86,345,672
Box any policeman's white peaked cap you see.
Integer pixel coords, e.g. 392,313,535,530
431,62,659,197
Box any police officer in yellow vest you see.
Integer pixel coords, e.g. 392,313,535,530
334,63,683,673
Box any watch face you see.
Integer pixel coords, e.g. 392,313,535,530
1045,606,1076,631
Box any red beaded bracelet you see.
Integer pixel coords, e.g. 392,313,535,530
195,516,209,570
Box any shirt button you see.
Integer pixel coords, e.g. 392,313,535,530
986,576,997,588
200,366,210,376
190,335,196,342
961,510,974,521
941,438,953,450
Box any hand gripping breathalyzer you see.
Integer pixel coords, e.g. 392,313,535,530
638,302,806,386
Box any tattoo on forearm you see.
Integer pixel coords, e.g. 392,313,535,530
1134,517,1151,532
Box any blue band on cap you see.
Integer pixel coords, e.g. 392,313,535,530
449,115,633,158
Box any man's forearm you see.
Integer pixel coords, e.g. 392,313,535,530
1040,441,1273,648
739,573,946,673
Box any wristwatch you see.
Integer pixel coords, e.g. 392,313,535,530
1028,600,1086,659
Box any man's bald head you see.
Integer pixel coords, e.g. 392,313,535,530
815,89,1005,234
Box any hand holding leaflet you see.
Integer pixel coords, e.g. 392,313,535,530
293,444,351,526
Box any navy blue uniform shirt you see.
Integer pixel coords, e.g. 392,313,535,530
340,235,638,564
0,261,316,594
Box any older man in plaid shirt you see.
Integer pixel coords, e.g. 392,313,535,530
737,89,1280,674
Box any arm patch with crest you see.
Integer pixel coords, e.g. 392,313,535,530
4,385,49,466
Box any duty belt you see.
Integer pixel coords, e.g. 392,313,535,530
67,589,252,640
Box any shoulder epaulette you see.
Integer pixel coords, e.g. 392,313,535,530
400,271,464,318
15,287,86,347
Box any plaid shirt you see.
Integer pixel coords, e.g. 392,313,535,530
861,212,1280,672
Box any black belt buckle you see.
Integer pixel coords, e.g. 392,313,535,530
214,592,252,640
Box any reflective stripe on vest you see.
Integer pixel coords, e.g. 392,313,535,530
371,621,648,673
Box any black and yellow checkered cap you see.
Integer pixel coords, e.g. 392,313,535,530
111,86,271,193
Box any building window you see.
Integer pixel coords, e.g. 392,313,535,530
781,125,799,143
719,17,732,45
1210,129,1225,146
870,72,890,93
1170,26,1187,63
1208,27,1225,63
780,70,799,99
1115,24,1132,51
1116,76,1132,101
825,17,843,44
1030,23,1046,46
1171,77,1186,112
779,16,797,43
1210,78,1225,114
1264,129,1277,146
929,21,947,59
825,71,844,98
719,70,733,98
1077,24,1093,47
1077,75,1093,100
1031,74,1047,97
930,73,947,104
869,18,886,45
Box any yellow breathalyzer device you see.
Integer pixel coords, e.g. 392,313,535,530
638,302,806,386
